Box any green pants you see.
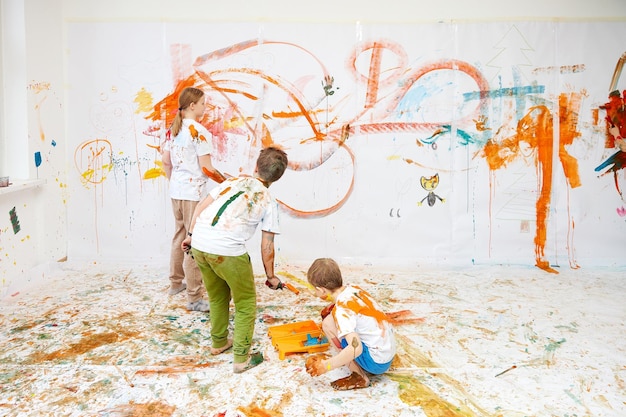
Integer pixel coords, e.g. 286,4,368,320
192,249,256,364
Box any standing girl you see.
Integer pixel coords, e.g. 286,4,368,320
162,86,225,311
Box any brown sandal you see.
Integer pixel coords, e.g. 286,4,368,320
330,372,371,391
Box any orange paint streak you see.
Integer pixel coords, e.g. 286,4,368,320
146,143,161,153
237,405,280,417
481,100,585,274
145,77,197,128
133,363,217,376
335,286,389,328
558,93,582,189
559,93,583,269
74,139,113,186
35,95,47,142
202,166,225,183
519,106,556,273
277,143,355,218
283,282,299,294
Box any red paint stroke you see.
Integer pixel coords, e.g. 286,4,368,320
598,84,626,199
617,206,626,217
365,42,384,109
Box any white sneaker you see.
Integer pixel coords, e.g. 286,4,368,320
168,283,186,296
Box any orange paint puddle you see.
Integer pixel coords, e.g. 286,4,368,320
27,329,140,363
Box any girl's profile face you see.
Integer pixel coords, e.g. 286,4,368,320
191,96,207,120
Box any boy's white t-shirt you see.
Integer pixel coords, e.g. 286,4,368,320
191,176,280,256
333,284,397,364
163,119,214,201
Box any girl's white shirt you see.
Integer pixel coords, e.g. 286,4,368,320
163,119,214,201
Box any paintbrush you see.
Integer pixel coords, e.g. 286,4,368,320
495,365,517,377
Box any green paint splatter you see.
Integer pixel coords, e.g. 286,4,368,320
545,338,566,351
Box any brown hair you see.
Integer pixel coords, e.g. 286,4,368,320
256,146,288,184
170,87,205,137
307,258,343,290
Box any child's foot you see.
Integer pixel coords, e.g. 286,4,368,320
211,339,233,355
233,352,264,373
330,372,371,390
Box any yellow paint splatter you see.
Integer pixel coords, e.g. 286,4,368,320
134,87,154,114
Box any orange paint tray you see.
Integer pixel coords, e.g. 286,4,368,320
268,320,320,340
268,320,330,360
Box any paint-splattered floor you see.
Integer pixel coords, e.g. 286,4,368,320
0,261,625,417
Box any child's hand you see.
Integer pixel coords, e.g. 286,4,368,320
305,353,330,377
181,237,191,253
264,276,283,290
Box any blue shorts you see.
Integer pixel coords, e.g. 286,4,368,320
340,338,392,375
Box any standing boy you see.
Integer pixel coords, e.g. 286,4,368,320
182,146,288,373
305,258,396,390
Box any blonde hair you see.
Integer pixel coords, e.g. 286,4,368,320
307,258,343,290
170,87,205,137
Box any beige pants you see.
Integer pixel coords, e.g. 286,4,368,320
169,199,205,303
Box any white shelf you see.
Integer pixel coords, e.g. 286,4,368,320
0,179,46,196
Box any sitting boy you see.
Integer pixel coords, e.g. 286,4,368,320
304,258,396,390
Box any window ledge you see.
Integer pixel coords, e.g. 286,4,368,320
0,179,46,196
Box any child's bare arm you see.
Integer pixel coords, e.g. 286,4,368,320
327,333,363,369
198,154,225,183
261,231,281,289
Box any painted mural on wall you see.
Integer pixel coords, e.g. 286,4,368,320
65,21,626,269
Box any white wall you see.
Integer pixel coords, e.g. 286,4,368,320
63,18,626,268
62,0,626,22
0,0,65,297
1,0,625,298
